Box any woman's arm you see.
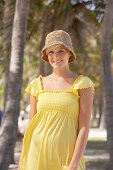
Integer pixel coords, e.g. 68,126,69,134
29,94,37,121
18,94,37,169
69,87,94,170
17,151,23,170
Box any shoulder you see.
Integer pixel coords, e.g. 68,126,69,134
73,75,95,94
24,76,41,100
26,77,39,89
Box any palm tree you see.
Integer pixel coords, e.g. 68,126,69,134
2,0,15,129
39,9,56,76
27,0,105,76
0,0,30,169
1,0,16,165
100,0,113,168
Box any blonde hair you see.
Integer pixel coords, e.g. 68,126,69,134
46,44,70,55
41,30,76,63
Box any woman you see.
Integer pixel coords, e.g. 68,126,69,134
18,30,95,170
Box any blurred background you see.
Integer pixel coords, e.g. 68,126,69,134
0,0,113,170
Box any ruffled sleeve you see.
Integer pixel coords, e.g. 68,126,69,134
73,75,95,94
25,78,39,100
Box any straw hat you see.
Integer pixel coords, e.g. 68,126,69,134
41,30,76,63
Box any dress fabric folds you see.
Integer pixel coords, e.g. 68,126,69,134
20,74,95,170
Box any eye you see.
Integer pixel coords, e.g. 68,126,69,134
48,51,54,54
59,50,64,53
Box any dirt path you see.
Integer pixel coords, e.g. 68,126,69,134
9,137,23,170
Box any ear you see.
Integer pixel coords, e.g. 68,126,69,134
68,55,71,62
68,51,72,59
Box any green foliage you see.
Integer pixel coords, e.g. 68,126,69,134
86,139,107,150
0,83,4,108
21,77,29,98
0,0,110,108
0,83,4,96
0,64,3,79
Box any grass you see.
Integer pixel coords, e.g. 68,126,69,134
86,137,107,150
85,137,109,170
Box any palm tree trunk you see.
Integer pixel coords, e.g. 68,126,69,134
2,0,16,165
39,10,55,76
2,0,15,122
100,0,113,168
0,0,30,169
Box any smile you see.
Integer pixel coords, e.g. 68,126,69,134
53,60,63,63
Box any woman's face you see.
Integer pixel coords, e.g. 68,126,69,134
46,45,71,68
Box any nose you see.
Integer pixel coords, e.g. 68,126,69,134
53,52,59,59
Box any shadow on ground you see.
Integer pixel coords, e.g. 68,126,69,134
85,139,109,170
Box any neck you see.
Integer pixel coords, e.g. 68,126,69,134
52,65,73,78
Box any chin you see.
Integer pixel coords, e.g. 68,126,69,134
51,64,63,68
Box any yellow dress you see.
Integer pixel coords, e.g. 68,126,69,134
20,74,95,170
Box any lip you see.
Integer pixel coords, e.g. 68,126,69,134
53,60,63,63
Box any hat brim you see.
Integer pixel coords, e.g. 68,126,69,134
41,43,76,63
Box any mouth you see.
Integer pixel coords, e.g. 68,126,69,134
52,60,63,64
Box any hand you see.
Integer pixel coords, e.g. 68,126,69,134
17,164,20,170
68,160,78,170
17,158,21,170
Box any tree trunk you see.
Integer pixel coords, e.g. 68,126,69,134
99,94,106,129
0,0,30,169
2,0,15,122
100,0,113,168
39,10,55,76
2,0,16,164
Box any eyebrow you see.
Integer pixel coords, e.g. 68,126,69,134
49,48,65,52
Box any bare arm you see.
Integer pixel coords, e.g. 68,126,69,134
69,87,94,169
18,94,37,169
29,94,37,121
17,151,23,170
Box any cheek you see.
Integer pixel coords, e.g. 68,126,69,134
63,54,70,61
48,56,53,62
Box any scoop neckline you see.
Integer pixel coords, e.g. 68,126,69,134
39,74,83,93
